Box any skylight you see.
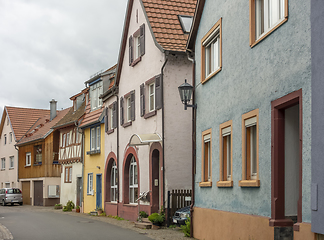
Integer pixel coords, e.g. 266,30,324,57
179,15,193,33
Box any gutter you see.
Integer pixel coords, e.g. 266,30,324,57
187,49,196,238
14,144,19,183
161,51,169,210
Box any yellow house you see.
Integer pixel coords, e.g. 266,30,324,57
79,74,107,213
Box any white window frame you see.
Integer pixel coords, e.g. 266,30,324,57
26,152,31,166
204,134,211,182
129,156,138,204
9,156,14,169
110,107,114,130
126,96,131,122
1,158,5,170
65,166,72,183
222,126,232,181
203,31,220,78
134,35,141,59
149,82,155,112
96,126,100,150
90,126,101,151
110,161,117,202
87,173,93,195
91,128,96,150
255,0,286,40
66,132,70,146
90,81,103,111
62,134,66,147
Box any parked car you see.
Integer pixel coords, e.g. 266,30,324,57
172,206,190,225
0,188,23,206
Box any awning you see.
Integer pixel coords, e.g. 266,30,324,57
129,133,162,146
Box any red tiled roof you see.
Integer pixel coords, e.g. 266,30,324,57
142,0,197,52
17,108,71,146
2,107,50,142
79,101,104,128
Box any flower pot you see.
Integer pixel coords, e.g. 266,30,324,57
76,208,80,213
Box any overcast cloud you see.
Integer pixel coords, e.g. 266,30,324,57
0,0,128,118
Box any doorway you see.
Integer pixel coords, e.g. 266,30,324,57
270,89,302,228
76,177,82,207
34,181,43,206
151,149,160,213
22,181,30,205
96,174,102,209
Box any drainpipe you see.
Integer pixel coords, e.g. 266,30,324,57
115,91,120,216
80,128,85,213
14,145,19,184
161,52,169,211
187,50,196,238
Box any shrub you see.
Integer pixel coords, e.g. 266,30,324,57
181,217,190,237
139,211,148,218
63,200,75,212
148,212,165,225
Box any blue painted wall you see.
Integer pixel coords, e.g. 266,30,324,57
311,0,324,234
194,0,311,222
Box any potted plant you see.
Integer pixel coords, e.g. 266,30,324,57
96,207,103,215
76,205,80,213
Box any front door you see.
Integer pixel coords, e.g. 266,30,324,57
96,174,102,209
151,149,160,213
22,181,30,205
34,181,43,206
76,177,82,207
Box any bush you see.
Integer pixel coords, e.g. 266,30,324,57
54,204,62,209
139,211,148,218
148,212,165,225
63,200,75,212
181,217,190,237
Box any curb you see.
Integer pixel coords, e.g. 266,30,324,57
0,223,13,240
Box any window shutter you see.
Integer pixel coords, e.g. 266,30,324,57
131,91,135,121
105,107,108,133
120,97,124,125
140,83,145,117
140,24,145,56
155,75,162,110
129,36,133,65
113,101,117,129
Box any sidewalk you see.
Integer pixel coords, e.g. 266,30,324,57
0,223,13,240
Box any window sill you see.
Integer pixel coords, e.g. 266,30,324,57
122,122,132,128
25,165,31,168
107,129,114,135
250,18,288,48
216,180,233,188
201,67,221,84
144,110,156,119
239,179,260,187
0,169,5,171
86,149,101,155
53,161,59,165
131,57,141,67
9,167,14,170
124,203,138,206
199,181,212,187
33,162,42,166
87,193,94,196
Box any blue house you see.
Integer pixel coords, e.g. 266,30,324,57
187,0,313,239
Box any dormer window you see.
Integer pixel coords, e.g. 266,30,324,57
90,80,103,110
129,24,145,66
178,15,193,33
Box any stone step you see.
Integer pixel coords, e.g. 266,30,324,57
141,218,151,224
134,222,152,229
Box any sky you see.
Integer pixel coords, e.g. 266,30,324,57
0,0,128,118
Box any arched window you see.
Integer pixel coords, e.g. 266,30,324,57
129,156,138,203
110,161,117,202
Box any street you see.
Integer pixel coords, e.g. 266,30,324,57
0,205,152,240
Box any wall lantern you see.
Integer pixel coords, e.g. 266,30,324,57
178,79,196,110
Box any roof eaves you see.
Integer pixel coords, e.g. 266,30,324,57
52,120,77,130
0,108,6,138
101,86,119,102
187,0,205,51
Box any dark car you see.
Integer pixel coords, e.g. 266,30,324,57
172,206,190,225
0,188,23,206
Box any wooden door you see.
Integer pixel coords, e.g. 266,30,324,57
151,149,160,213
22,181,30,205
34,181,43,206
76,177,81,207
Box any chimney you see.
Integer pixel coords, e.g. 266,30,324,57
50,99,57,121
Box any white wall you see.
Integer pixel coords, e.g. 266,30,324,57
60,162,82,205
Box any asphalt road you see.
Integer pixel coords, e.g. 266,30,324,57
0,205,152,240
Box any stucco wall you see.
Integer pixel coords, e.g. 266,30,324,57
194,0,311,223
311,0,324,234
0,112,20,189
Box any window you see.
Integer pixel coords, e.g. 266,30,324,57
250,0,288,46
35,145,42,164
66,132,70,146
200,129,212,187
120,91,135,126
62,134,66,147
178,15,193,33
4,134,6,145
127,96,131,122
129,24,145,66
201,18,222,84
140,75,162,118
9,132,12,143
90,81,103,110
90,126,100,152
129,156,138,203
9,156,14,169
110,107,114,130
87,173,93,195
26,152,31,166
239,109,260,187
1,158,5,170
110,161,118,202
217,121,233,187
105,102,117,134
65,166,72,183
